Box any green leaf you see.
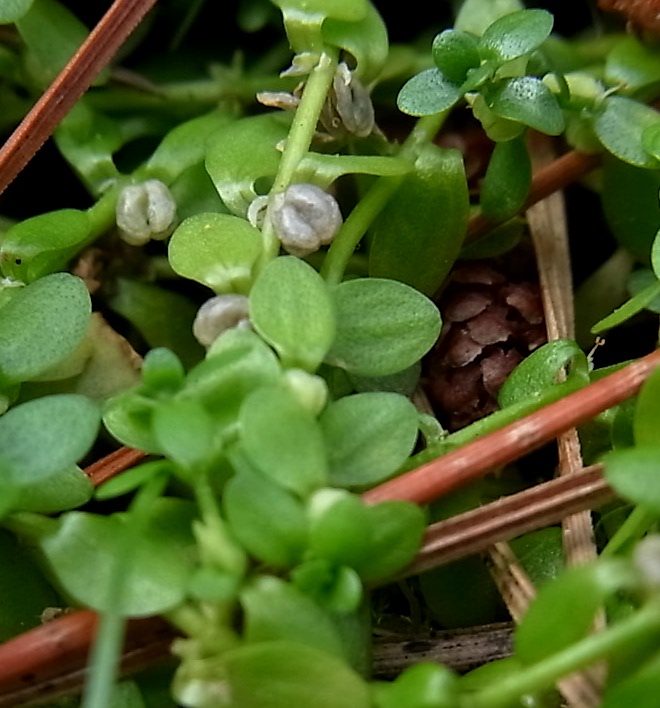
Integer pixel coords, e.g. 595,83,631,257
15,465,93,513
369,143,469,295
0,0,34,23
0,394,99,488
103,391,162,454
223,465,308,567
16,0,90,87
168,213,263,294
291,559,363,614
326,278,441,377
241,576,346,659
432,29,481,84
0,273,90,384
377,663,459,708
0,528,60,642
239,386,327,496
152,399,216,469
308,489,373,568
397,69,463,117
498,339,589,408
0,209,93,282
249,256,336,372
603,651,660,708
604,446,660,512
205,113,290,217
479,135,531,221
487,77,564,135
517,559,636,664
95,461,172,501
634,368,660,446
54,101,122,195
606,36,660,94
146,111,234,184
109,278,204,370
182,328,282,429
356,501,426,582
594,96,660,169
479,9,553,62
320,392,418,487
510,528,564,588
455,0,524,36
39,499,197,616
591,280,660,334
222,641,371,708
322,3,388,82
601,155,660,262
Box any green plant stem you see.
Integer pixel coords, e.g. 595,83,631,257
602,505,659,558
464,599,660,708
320,112,446,284
82,474,167,708
260,49,339,264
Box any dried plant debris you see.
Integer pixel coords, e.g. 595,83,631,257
426,260,546,431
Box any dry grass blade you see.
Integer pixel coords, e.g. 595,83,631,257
85,446,147,486
402,464,612,577
0,0,158,196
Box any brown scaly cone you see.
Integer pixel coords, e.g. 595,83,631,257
599,0,660,35
425,260,546,432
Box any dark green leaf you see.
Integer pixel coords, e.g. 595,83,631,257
0,209,93,282
479,135,531,221
369,143,469,295
39,499,197,616
249,256,335,372
634,367,660,446
0,394,99,486
0,273,90,385
479,9,553,62
604,446,660,512
109,278,204,370
356,501,426,582
223,465,308,567
591,281,660,334
326,278,441,377
603,651,660,708
0,0,33,23
498,339,589,407
205,114,289,217
601,155,660,262
308,489,373,568
141,348,185,395
594,96,660,169
397,69,463,117
516,559,635,664
320,392,419,487
0,529,60,642
239,386,327,496
241,576,346,659
222,641,371,708
432,29,480,84
606,36,660,94
487,77,564,135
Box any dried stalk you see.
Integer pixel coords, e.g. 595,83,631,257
0,0,158,196
363,348,660,506
85,446,146,486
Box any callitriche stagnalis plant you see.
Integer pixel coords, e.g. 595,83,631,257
4,1,660,707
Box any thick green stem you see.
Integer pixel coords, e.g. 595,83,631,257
464,599,660,708
259,50,339,264
320,112,446,284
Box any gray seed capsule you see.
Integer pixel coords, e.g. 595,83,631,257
269,183,343,257
116,179,177,246
192,294,250,347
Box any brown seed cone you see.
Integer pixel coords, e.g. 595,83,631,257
598,0,660,35
425,261,546,432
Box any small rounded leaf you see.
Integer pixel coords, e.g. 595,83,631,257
479,9,553,62
479,135,531,221
397,69,463,117
487,77,564,135
432,29,480,84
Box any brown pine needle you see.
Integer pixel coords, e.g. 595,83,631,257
363,348,660,506
0,0,158,196
84,446,147,486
